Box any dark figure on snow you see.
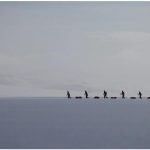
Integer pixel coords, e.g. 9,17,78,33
121,90,125,99
67,91,71,98
84,90,88,98
103,90,108,99
138,91,142,99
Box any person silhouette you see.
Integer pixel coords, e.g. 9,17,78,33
138,91,142,99
121,90,125,99
103,90,108,99
67,91,71,98
84,90,88,98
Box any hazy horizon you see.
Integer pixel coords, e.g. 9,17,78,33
1,2,150,97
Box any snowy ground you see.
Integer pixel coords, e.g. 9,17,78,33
0,97,150,148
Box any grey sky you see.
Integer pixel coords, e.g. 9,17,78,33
0,2,150,97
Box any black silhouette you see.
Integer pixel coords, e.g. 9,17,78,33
75,96,82,99
130,97,136,99
111,97,117,99
138,91,142,99
94,96,100,99
121,91,125,99
103,90,108,98
84,90,88,98
67,91,71,98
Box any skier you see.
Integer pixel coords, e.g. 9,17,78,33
67,91,71,99
103,90,108,99
84,90,88,98
138,91,142,99
121,90,125,99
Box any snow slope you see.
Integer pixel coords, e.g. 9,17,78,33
0,97,150,148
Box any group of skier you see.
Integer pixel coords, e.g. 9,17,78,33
67,90,143,99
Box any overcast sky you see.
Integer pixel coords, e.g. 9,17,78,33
0,2,150,97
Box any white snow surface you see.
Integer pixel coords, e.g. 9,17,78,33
0,97,150,148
